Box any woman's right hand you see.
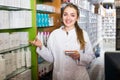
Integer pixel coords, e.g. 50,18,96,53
29,38,42,48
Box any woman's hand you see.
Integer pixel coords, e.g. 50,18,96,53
29,38,42,48
65,50,80,60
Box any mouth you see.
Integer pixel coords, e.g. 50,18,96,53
65,20,72,24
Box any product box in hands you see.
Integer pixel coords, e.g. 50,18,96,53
65,51,75,55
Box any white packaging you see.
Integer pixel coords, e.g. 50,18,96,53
25,48,31,67
11,51,17,72
3,11,10,29
4,52,12,76
49,17,54,26
10,11,22,29
21,0,31,9
25,11,32,27
9,32,18,48
0,0,4,5
0,55,6,80
0,33,9,50
20,32,29,45
3,33,9,50
37,32,44,44
16,49,22,69
0,11,9,29
21,48,25,67
14,0,21,7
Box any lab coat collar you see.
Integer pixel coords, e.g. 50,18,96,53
60,26,76,34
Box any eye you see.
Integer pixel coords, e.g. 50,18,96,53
71,13,76,17
63,13,67,16
71,14,75,17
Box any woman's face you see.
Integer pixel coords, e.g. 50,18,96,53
62,6,78,28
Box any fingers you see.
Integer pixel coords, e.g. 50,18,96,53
34,37,38,41
29,38,39,46
29,38,43,48
69,53,80,60
29,40,35,46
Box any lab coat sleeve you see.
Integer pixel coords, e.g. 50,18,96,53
79,31,95,66
36,33,54,63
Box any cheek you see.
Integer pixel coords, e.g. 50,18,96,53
62,16,67,20
62,17,67,22
75,18,78,22
73,17,78,20
72,18,78,23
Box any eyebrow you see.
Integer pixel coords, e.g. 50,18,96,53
63,12,76,15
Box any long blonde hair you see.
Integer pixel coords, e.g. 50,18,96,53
61,3,86,50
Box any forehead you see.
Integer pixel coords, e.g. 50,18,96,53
63,6,77,13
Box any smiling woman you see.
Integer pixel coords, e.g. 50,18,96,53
30,2,95,80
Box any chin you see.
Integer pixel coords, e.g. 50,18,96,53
64,24,72,27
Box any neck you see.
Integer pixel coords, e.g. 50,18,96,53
64,26,75,32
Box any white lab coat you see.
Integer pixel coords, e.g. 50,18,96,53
37,26,95,80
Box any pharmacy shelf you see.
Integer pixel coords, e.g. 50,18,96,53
0,27,32,30
5,67,31,80
37,10,55,14
0,5,31,11
0,44,29,54
0,0,38,80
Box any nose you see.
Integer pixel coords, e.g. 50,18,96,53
66,15,70,20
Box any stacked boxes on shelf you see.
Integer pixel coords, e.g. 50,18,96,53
0,32,28,51
0,47,31,80
0,0,32,29
87,12,98,47
0,55,5,80
0,0,33,80
0,0,31,9
0,32,31,80
78,8,88,31
0,11,32,29
36,4,55,12
36,13,53,27
36,4,55,27
102,9,116,39
9,69,31,80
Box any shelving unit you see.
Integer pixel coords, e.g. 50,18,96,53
0,44,29,54
78,8,88,31
5,67,30,80
0,0,38,80
102,9,116,39
101,8,116,51
36,0,61,79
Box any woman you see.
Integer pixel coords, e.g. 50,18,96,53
30,3,95,80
